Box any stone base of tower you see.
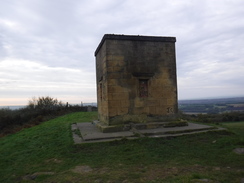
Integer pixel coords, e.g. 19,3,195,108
94,120,188,133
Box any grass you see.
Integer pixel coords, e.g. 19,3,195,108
0,112,243,183
222,121,244,140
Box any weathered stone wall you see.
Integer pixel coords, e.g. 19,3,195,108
95,41,109,124
95,34,178,126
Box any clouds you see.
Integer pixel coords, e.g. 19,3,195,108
0,58,96,105
173,0,244,99
0,0,244,105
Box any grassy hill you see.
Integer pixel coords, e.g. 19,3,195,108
0,112,243,183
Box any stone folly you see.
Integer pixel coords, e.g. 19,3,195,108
95,34,178,132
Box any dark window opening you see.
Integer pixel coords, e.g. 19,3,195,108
139,79,148,98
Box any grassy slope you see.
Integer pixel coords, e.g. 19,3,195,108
223,122,244,139
0,112,243,183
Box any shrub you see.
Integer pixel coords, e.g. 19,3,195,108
28,96,64,110
0,96,97,136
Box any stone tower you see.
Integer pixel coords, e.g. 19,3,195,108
95,34,178,132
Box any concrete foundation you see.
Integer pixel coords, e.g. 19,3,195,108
72,122,225,144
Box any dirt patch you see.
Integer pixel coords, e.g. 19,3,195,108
191,178,218,183
35,164,244,183
22,172,55,180
233,148,244,154
45,158,63,164
71,165,93,174
140,164,208,181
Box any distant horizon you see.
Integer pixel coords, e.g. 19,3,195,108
0,102,97,107
1,96,244,107
178,95,244,101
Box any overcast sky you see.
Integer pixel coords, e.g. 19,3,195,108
1,0,244,106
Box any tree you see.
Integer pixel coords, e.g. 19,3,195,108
28,96,63,109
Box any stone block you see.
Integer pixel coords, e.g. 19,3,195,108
107,79,117,85
120,100,130,107
117,107,128,115
121,73,133,79
107,60,119,67
134,98,145,108
110,92,128,101
108,73,121,79
107,67,113,72
146,99,160,107
106,55,114,61
113,66,123,72
108,107,117,116
149,106,156,115
167,99,175,105
112,55,124,61
143,107,149,113
159,99,168,106
120,114,147,123
134,107,145,115
108,86,124,93
118,60,126,67
155,107,167,115
108,100,119,107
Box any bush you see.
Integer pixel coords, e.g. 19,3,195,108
28,96,64,110
0,96,97,136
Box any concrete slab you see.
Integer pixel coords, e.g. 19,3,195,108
71,124,83,144
77,122,134,141
71,122,225,144
137,123,214,136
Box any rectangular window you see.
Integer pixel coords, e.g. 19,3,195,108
139,79,148,98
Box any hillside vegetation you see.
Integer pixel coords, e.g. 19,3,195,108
0,96,97,137
0,112,243,183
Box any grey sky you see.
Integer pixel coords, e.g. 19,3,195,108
0,0,244,105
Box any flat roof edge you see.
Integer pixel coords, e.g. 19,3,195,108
95,34,176,56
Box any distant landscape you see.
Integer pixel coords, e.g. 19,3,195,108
179,97,244,114
1,97,244,114
0,102,97,110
